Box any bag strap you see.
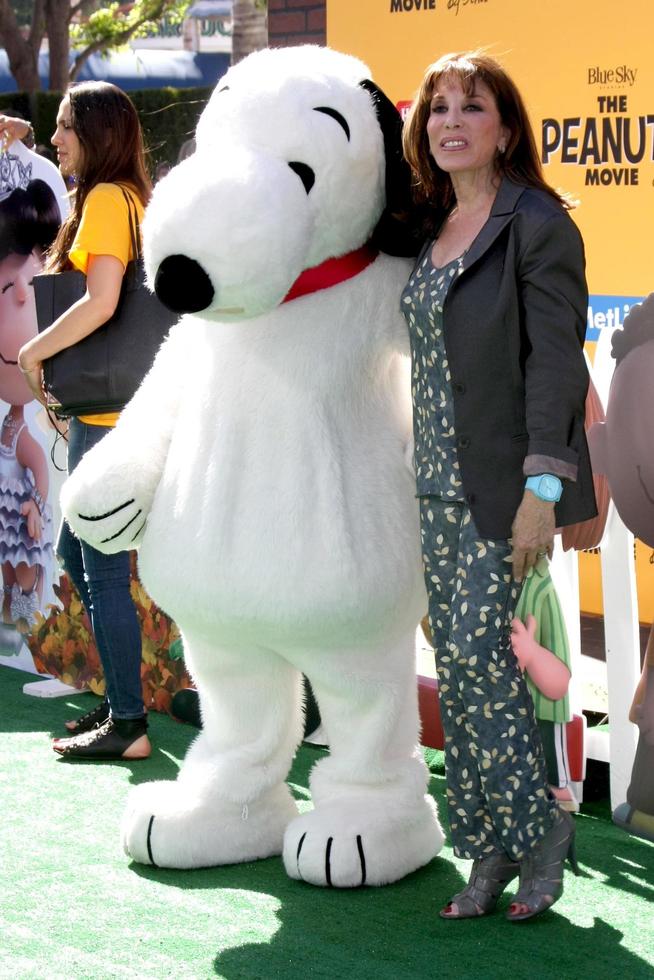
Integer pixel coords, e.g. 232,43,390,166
117,184,141,263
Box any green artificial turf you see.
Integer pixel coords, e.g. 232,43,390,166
2,665,654,980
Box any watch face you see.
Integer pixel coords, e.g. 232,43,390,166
540,475,560,500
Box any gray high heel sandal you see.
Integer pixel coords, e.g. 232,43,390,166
507,809,579,922
440,852,520,919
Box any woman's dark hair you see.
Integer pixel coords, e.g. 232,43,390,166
0,179,60,261
402,51,572,231
47,81,152,271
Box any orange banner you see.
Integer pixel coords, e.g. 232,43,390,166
328,1,654,619
328,0,653,318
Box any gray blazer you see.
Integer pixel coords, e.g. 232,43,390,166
436,176,597,539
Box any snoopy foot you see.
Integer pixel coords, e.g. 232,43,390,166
122,779,298,869
283,794,443,887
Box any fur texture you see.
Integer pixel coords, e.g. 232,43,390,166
61,46,443,886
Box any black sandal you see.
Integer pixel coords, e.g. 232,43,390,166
440,852,520,919
64,699,110,735
506,809,579,922
53,716,150,760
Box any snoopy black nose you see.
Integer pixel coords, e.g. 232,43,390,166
154,254,215,313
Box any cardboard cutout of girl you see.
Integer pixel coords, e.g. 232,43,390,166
589,293,654,841
0,160,62,628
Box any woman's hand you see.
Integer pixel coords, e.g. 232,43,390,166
18,356,46,405
0,115,31,148
510,490,555,581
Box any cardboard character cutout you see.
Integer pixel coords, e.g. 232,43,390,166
0,140,66,637
589,294,654,841
511,560,577,810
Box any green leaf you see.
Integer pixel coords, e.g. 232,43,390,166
168,637,185,661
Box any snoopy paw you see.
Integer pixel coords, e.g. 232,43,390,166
283,796,443,887
122,780,298,869
66,492,148,553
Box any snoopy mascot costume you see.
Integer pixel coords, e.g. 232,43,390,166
61,46,444,887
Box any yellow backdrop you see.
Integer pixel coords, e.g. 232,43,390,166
328,0,653,620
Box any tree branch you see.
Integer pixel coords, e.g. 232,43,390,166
0,0,43,89
70,0,174,81
28,0,47,55
70,0,102,21
0,0,21,40
70,37,114,80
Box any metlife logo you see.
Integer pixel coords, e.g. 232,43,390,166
586,295,644,342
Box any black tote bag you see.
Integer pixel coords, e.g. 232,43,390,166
34,187,178,417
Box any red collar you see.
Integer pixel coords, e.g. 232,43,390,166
283,242,378,304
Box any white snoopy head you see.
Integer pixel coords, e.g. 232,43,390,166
143,46,408,321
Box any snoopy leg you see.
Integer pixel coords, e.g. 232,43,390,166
283,634,443,887
122,639,302,868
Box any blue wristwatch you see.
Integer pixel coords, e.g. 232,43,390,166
525,474,563,503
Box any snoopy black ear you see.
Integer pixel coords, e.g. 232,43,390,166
359,78,412,215
359,78,417,257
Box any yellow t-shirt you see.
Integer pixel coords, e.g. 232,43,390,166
70,182,146,427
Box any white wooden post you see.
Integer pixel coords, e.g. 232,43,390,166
599,508,641,805
590,329,641,807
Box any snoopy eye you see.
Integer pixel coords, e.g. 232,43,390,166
288,161,315,194
313,106,350,141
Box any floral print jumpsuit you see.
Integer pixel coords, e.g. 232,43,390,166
402,245,558,861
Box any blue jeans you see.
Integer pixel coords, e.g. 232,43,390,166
56,418,144,719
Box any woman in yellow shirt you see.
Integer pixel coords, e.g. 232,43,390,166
18,82,153,760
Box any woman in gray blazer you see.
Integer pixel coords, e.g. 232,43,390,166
401,51,596,922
